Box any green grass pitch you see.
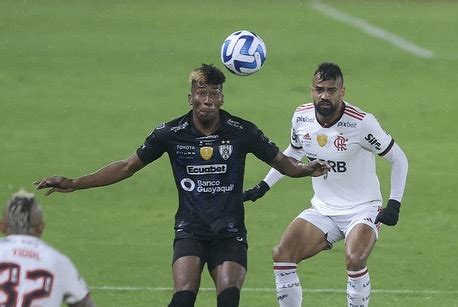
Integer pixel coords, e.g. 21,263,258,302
1,0,457,306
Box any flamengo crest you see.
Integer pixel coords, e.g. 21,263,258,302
334,135,348,151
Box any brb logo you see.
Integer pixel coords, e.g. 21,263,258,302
308,157,347,173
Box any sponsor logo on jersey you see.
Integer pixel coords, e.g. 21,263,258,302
227,119,243,129
186,164,227,175
197,134,219,140
176,145,196,157
196,180,234,194
301,133,312,147
328,160,347,173
364,133,382,150
291,129,300,144
200,146,213,160
177,145,195,150
180,178,234,194
180,178,196,191
337,121,357,128
296,116,315,123
333,135,348,151
317,134,328,147
219,143,233,160
308,157,347,173
170,121,189,132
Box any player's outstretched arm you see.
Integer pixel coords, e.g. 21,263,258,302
269,151,329,178
243,147,328,202
34,153,145,196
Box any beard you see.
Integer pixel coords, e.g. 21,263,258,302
315,101,337,117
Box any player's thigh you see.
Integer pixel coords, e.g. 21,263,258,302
345,224,377,270
172,239,206,292
273,217,329,263
208,236,247,293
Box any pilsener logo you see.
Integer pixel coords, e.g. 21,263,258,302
186,164,227,175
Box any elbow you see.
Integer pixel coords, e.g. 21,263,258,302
120,160,139,179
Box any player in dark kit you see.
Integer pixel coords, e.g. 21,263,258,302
35,64,330,307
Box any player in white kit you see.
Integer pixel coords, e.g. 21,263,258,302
243,63,408,306
0,190,95,307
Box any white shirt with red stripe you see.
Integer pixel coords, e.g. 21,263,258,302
0,235,89,306
290,102,394,215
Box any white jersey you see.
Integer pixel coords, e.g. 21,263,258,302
0,235,89,306
291,102,394,215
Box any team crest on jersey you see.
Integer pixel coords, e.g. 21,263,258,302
200,146,213,160
219,144,233,160
317,134,328,147
333,135,348,151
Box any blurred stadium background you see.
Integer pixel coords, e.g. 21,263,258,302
1,0,457,306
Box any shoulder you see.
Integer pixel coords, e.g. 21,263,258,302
44,244,78,269
343,102,382,127
292,102,315,124
294,102,314,113
147,113,190,138
343,102,368,121
220,110,255,131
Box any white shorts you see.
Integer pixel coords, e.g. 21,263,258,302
297,204,381,248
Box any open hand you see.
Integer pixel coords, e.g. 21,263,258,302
34,176,75,195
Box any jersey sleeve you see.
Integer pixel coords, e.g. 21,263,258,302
136,124,168,165
247,124,279,163
61,256,90,304
360,114,394,156
290,112,302,149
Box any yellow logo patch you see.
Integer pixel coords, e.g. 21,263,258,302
317,134,328,147
200,146,213,160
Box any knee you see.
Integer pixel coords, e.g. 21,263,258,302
272,244,289,262
346,253,366,270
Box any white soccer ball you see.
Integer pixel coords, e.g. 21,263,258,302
221,30,267,76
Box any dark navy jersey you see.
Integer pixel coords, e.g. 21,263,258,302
136,110,279,238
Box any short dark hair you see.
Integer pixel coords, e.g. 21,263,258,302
314,62,344,85
189,64,226,87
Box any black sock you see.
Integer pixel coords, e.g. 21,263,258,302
217,287,240,307
168,290,196,307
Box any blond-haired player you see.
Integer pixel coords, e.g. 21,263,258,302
0,190,95,307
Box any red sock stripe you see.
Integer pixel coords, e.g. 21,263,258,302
347,268,368,278
273,265,297,270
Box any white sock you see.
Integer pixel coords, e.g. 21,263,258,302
274,262,302,307
347,267,371,307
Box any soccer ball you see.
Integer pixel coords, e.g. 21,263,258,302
220,30,267,76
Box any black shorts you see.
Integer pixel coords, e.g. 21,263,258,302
173,235,248,272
